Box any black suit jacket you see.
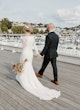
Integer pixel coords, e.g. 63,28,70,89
40,32,59,58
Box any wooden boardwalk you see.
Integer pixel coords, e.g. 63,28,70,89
0,50,80,110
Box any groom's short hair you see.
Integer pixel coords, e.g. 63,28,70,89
48,23,55,28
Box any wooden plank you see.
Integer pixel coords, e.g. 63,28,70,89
0,105,5,110
0,50,80,110
0,75,51,110
0,71,79,109
0,97,16,110
0,85,28,110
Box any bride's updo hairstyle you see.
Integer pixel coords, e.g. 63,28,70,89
23,25,33,33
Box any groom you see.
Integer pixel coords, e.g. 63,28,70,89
36,23,59,85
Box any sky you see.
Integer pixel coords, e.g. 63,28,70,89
0,0,80,27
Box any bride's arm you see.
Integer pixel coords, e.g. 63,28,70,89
20,37,27,63
33,37,39,55
22,37,27,47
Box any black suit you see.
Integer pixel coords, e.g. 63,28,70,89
39,32,59,81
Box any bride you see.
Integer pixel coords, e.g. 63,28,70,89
16,25,60,100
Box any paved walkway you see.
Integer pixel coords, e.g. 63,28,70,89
0,50,80,110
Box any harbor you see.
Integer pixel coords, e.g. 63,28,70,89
0,33,80,65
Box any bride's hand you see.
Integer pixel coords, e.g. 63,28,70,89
37,54,42,59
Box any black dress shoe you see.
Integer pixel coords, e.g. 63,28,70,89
51,80,59,85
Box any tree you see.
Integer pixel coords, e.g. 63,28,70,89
44,24,47,27
39,29,44,34
64,27,69,30
0,21,1,27
38,23,43,27
1,26,8,33
1,18,12,29
33,28,39,34
12,26,24,34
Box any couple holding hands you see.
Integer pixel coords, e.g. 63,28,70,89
16,23,60,100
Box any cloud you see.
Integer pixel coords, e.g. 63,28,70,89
74,6,80,17
57,5,80,26
37,12,44,19
57,9,70,18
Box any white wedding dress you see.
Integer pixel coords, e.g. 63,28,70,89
16,35,60,100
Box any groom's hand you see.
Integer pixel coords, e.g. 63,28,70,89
37,54,42,59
